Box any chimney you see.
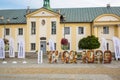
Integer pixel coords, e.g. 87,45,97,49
107,4,110,8
56,10,60,14
26,6,30,14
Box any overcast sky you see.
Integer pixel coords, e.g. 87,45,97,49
0,0,120,9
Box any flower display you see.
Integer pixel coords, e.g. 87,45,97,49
61,38,68,50
3,38,9,51
61,38,68,45
3,38,9,45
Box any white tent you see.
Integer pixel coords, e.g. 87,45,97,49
18,38,25,58
113,37,120,60
0,39,5,59
101,38,107,52
48,39,55,51
9,38,15,57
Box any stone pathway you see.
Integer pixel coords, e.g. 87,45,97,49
0,74,112,80
0,57,120,80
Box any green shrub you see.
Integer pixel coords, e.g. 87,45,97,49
78,35,100,50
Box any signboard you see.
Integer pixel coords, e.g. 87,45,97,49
38,51,43,64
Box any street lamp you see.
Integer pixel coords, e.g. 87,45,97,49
0,16,10,39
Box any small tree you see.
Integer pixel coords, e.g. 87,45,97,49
78,35,100,50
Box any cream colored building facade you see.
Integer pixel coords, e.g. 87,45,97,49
0,2,120,53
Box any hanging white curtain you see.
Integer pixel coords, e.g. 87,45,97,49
0,39,5,59
101,38,107,53
112,37,120,60
49,39,55,51
18,38,25,58
9,38,15,57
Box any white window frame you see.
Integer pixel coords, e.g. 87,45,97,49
18,28,23,35
78,27,84,35
51,21,56,35
64,27,70,35
31,21,36,35
103,26,109,34
5,28,10,36
31,43,36,51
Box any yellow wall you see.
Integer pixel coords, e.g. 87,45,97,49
114,25,118,37
0,24,26,52
0,25,3,38
118,25,120,38
0,9,120,53
26,8,61,52
59,23,91,51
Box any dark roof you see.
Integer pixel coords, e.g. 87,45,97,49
53,7,120,22
0,7,120,24
0,9,35,24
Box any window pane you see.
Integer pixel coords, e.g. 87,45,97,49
17,43,19,51
107,43,109,50
5,28,10,35
103,26,109,34
18,28,23,35
31,22,36,35
54,43,56,50
68,42,70,50
64,27,70,34
31,43,36,50
78,27,84,34
51,21,56,34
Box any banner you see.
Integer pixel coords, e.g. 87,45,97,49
101,38,107,52
0,39,5,59
38,51,43,64
113,37,120,60
9,38,15,57
18,39,25,58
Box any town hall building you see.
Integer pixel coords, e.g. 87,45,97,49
0,0,120,53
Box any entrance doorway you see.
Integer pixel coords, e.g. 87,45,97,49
40,41,46,54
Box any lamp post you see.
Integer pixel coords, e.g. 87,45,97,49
0,16,10,40
61,15,69,50
63,15,66,38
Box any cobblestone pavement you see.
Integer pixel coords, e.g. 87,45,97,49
0,56,120,80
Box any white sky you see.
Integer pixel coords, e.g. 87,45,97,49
0,0,120,9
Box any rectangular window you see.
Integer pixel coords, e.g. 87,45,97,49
17,43,19,51
54,43,56,50
31,22,36,35
18,28,23,35
67,42,70,50
78,27,84,34
64,27,70,35
31,43,36,50
103,26,109,34
51,21,56,34
107,43,109,50
5,28,10,35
